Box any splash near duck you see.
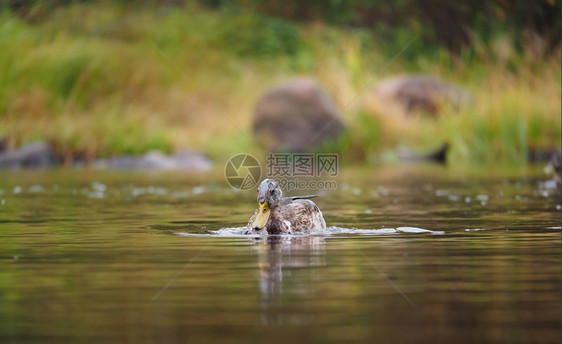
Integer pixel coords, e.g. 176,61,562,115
248,179,326,234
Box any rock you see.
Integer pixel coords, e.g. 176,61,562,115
0,141,59,168
369,74,472,117
170,150,214,170
253,77,345,152
103,149,213,171
544,151,561,188
528,147,561,163
396,142,450,164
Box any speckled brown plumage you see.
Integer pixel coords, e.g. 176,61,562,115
247,179,326,234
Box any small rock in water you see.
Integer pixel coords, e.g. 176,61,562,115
538,190,549,198
448,195,460,202
87,191,104,199
154,187,168,196
107,149,213,171
376,186,389,196
172,191,190,199
192,186,205,195
132,188,146,197
542,180,558,189
0,141,59,168
91,182,106,193
476,194,488,202
27,185,44,193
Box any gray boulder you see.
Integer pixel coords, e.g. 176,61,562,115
370,74,472,117
0,141,59,168
102,149,213,171
545,151,561,188
396,142,450,164
253,78,345,152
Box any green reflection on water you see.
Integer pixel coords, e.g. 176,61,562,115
0,165,559,343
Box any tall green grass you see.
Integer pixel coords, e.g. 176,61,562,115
0,1,559,167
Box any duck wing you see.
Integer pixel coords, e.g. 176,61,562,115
279,198,326,232
280,195,318,206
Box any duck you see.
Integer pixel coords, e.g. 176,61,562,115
248,179,327,234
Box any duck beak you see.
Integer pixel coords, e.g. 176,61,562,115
252,201,270,230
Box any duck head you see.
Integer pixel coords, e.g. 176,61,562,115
251,179,282,230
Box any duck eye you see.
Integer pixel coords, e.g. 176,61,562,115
262,208,267,213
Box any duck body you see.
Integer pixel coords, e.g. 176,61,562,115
248,179,326,234
248,196,326,234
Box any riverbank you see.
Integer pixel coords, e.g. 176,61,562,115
1,2,560,166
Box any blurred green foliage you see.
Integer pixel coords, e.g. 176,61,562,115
5,0,560,56
220,0,561,55
217,13,302,58
316,111,382,163
0,0,559,166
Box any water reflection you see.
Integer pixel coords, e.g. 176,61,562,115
250,236,326,325
0,167,559,342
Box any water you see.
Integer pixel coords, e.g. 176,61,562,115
0,165,559,343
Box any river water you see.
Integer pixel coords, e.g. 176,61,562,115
0,165,559,343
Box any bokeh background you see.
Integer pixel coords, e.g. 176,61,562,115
1,0,560,168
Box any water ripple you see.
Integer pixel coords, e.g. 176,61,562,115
175,226,445,237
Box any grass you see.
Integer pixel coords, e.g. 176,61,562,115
371,57,561,166
0,1,559,166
